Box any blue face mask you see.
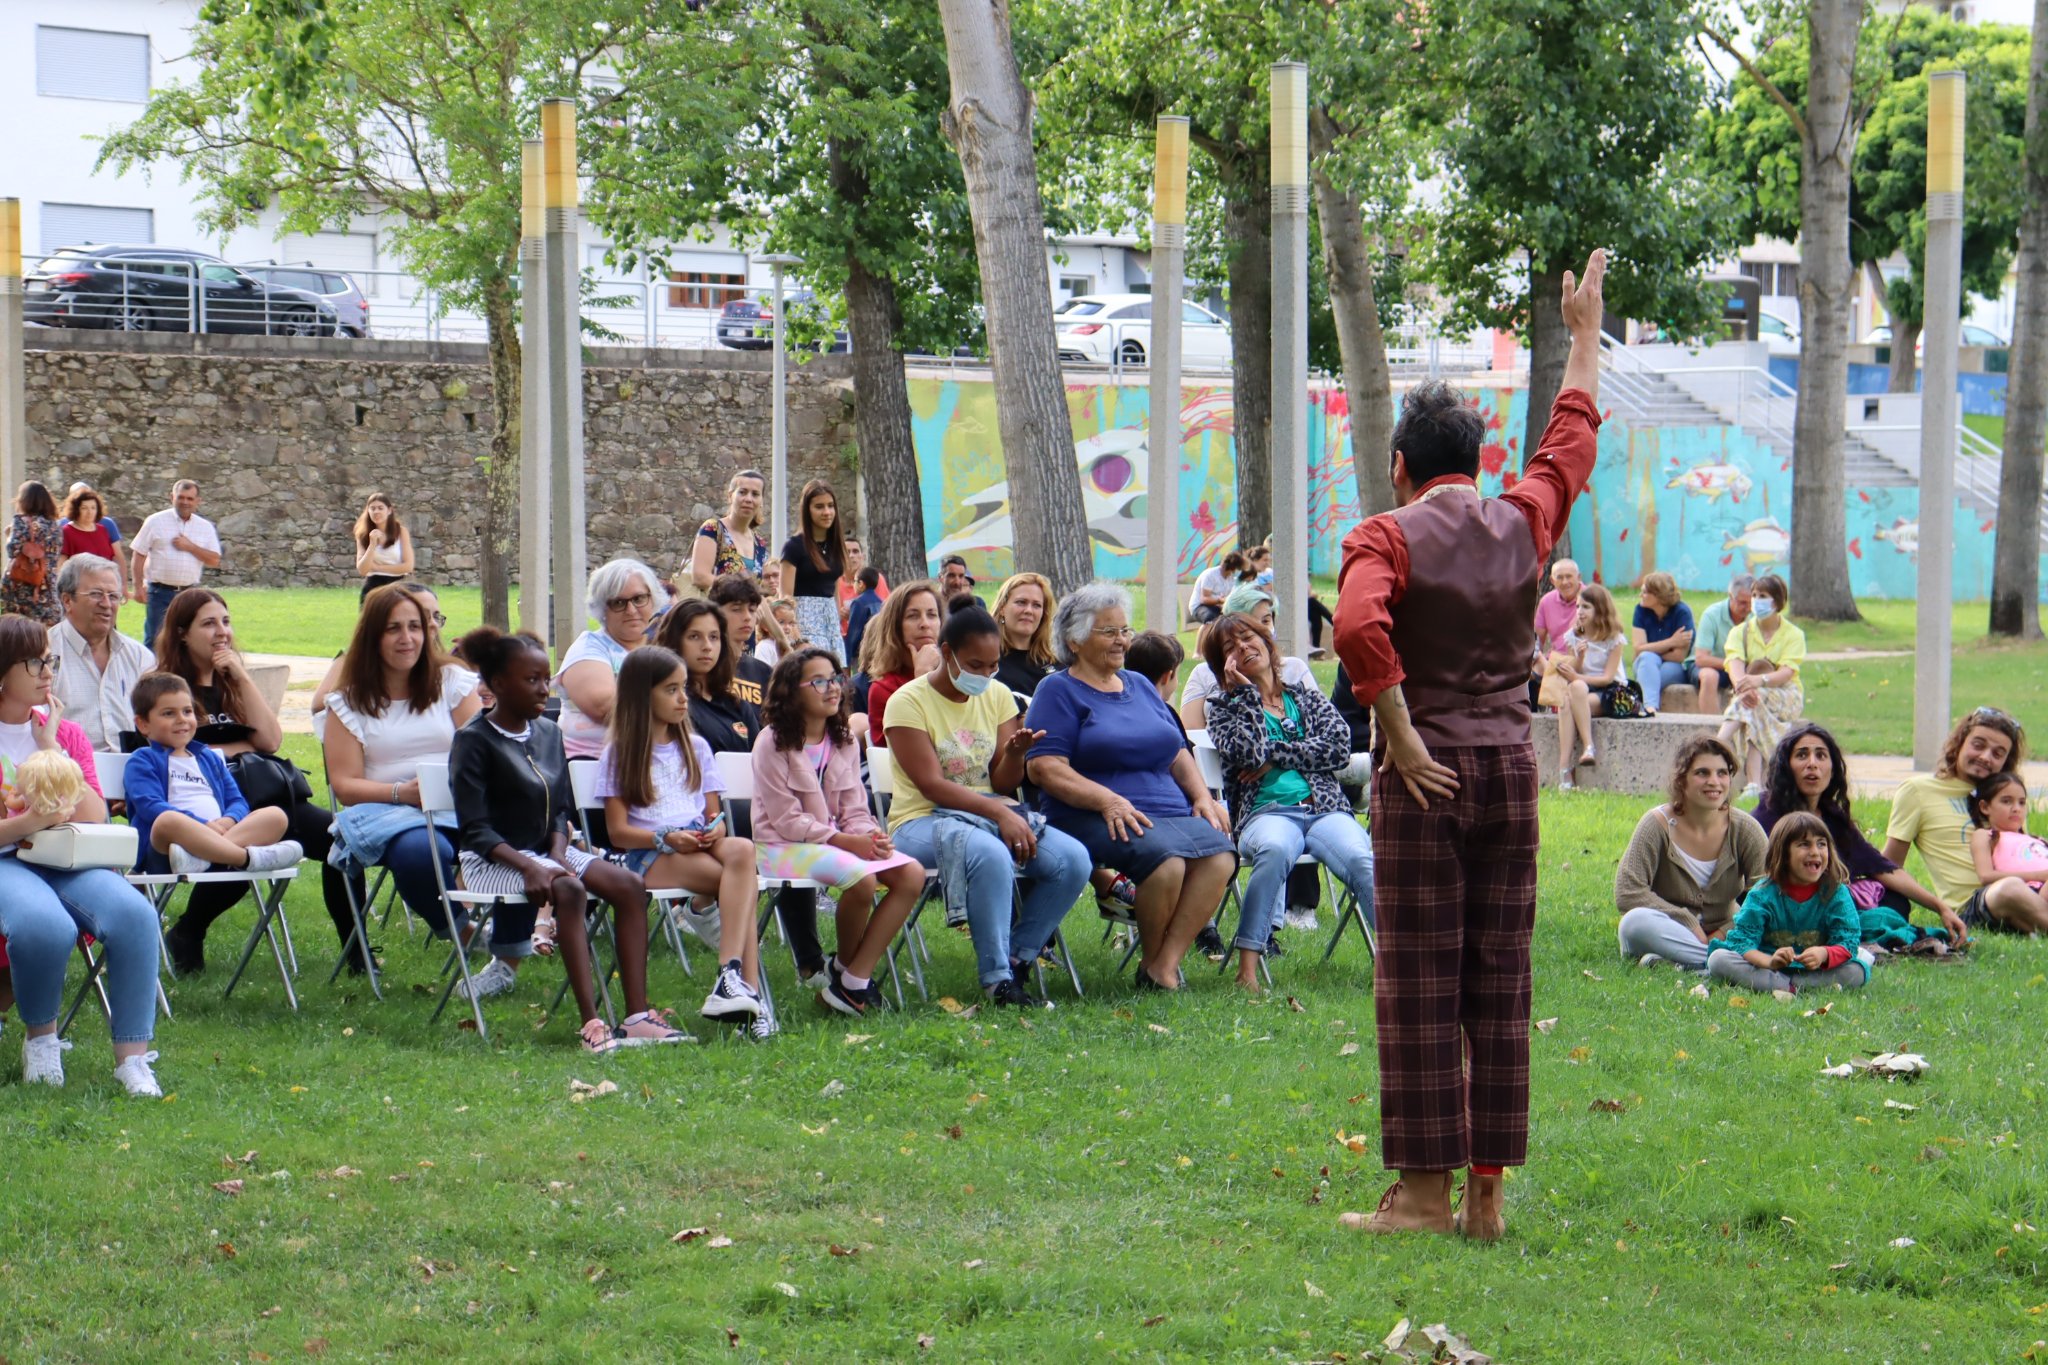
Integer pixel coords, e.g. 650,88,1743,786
949,658,994,697
1752,598,1776,620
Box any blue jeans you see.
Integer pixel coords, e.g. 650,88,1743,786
1633,654,1694,710
142,582,186,651
1234,807,1377,953
380,826,460,938
891,815,1093,986
0,853,161,1043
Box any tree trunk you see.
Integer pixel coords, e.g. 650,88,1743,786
1989,0,2048,639
1789,0,1863,622
479,271,519,630
1524,262,1572,561
1887,319,1920,394
1224,178,1273,549
935,0,1093,595
1312,155,1396,519
828,138,929,591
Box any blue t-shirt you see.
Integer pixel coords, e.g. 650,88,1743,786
1025,669,1193,824
1632,600,1695,646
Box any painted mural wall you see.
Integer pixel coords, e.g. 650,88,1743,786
906,374,2040,601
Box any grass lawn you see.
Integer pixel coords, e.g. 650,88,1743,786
7,783,2046,1362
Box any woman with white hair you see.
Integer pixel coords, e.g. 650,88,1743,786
1025,581,1236,992
556,557,663,760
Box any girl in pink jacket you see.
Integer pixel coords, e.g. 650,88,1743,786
752,647,924,1017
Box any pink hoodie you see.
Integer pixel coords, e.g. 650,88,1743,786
749,724,878,848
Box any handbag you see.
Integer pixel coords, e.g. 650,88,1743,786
227,750,315,810
16,822,139,871
1605,679,1650,720
8,531,47,588
1536,655,1569,710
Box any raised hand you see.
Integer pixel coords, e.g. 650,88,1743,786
1561,248,1609,336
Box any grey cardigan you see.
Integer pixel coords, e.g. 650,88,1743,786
1612,805,1769,940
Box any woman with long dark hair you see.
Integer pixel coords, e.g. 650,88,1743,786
5,482,64,624
778,479,850,664
353,493,415,602
1756,722,1964,945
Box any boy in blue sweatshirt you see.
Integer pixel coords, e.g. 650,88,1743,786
1707,810,1869,994
843,567,884,666
126,673,302,876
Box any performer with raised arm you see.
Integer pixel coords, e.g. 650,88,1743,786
1333,250,1609,1241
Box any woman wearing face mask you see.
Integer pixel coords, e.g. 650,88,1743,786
883,603,1093,1008
1714,574,1806,801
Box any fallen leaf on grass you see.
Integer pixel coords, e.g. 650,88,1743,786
829,1244,858,1258
1802,1002,1834,1018
1305,1280,1327,1298
1890,1237,1916,1249
724,1327,740,1348
917,1333,935,1350
1339,1042,1361,1057
1589,1098,1627,1113
1582,970,1603,981
320,1166,363,1180
936,997,965,1014
706,1236,735,1248
1727,995,1750,1009
1175,1155,1194,1168
844,1033,875,1046
387,1173,412,1184
670,1227,710,1244
223,1150,258,1168
1335,1131,1369,1154
585,1265,607,1283
1286,995,1306,1013
305,1338,329,1357
1533,1018,1558,1034
963,1259,987,1271
217,1241,237,1259
1689,982,1710,1000
942,1124,963,1140
1142,1314,1167,1327
567,1078,620,1102
1148,1023,1171,1035
1771,989,1796,1003
1568,1046,1591,1063
1885,1099,1918,1113
457,1019,478,1031
260,1307,283,1319
211,1179,244,1196
965,1092,988,1106
820,1079,847,1099
801,1123,829,1136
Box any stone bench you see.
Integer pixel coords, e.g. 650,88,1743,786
1660,683,1701,715
1528,712,1724,794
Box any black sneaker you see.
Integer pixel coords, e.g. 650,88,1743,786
986,978,1045,1009
861,980,889,1011
164,921,205,977
819,963,868,1017
1134,967,1171,993
341,940,383,977
701,964,763,1020
1265,932,1286,958
1194,924,1226,956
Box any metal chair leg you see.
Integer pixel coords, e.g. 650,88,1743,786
328,870,385,999
224,879,300,1011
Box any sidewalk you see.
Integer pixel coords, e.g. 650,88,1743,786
1846,753,2048,798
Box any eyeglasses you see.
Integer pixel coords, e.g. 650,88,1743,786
74,590,123,606
800,675,846,694
607,591,654,615
1090,626,1136,642
431,612,449,628
17,655,60,677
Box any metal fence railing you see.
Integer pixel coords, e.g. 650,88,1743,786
23,253,336,336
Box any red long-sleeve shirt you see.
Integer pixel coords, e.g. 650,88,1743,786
1335,388,1603,709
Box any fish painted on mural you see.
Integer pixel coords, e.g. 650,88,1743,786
1873,517,1919,558
1665,462,1753,503
1720,517,1790,571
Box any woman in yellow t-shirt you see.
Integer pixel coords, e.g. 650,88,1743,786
880,601,1093,1009
1716,573,1807,799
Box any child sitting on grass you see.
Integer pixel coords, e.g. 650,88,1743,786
1967,772,2048,911
1706,810,1867,994
126,673,302,878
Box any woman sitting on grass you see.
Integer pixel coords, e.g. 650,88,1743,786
598,644,765,1030
1551,582,1626,790
752,646,925,1023
1705,811,1869,995
1613,736,1767,971
447,627,675,1051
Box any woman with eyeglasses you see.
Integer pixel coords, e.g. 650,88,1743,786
1714,573,1806,801
556,558,663,760
1203,613,1376,990
883,601,1092,1009
751,647,924,1020
1026,582,1236,992
0,613,168,1095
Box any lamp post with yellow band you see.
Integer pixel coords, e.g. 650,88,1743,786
519,139,552,638
1145,115,1190,633
541,99,587,654
0,198,24,501
1269,62,1311,659
1914,70,1965,770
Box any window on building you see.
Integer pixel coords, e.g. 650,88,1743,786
1058,275,1096,301
37,27,151,102
669,271,746,310
39,203,154,253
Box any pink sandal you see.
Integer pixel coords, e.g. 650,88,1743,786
579,1017,624,1053
531,916,558,957
618,1008,694,1045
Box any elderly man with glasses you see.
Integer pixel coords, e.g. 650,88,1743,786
49,553,154,752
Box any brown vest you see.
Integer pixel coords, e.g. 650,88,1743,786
1384,486,1539,749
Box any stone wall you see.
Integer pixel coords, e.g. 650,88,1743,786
20,330,858,588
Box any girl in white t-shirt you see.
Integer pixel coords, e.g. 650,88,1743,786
1552,583,1627,789
597,645,768,1033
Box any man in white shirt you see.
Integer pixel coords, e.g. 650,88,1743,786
50,553,154,752
129,480,223,648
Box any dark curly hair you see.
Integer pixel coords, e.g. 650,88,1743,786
762,645,850,753
1763,723,1850,824
1390,380,1486,486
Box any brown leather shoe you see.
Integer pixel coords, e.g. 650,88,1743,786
1453,1171,1507,1242
1338,1176,1455,1236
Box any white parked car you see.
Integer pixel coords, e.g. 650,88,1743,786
1759,308,1800,357
1054,293,1233,370
1862,323,2008,353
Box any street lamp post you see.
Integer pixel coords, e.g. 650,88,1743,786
1914,70,1965,770
0,198,24,502
1269,61,1311,660
541,98,586,654
519,140,551,638
758,252,802,553
1145,116,1190,636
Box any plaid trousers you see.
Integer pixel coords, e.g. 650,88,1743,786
1368,742,1539,1171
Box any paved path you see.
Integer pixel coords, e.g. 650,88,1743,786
1805,649,1911,663
1844,753,2048,799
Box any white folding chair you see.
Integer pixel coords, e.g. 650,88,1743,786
563,757,687,1002
415,759,512,1040
98,749,304,1010
864,747,939,1007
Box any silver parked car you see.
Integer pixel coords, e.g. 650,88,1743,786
239,266,371,337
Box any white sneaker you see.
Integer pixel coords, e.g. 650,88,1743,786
113,1050,163,1098
23,1033,71,1086
455,957,518,1002
702,965,764,1020
749,1011,780,1041
243,841,305,875
1637,953,1668,969
1283,907,1320,933
168,846,211,876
